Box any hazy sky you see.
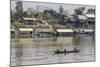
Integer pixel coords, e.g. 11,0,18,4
11,0,95,15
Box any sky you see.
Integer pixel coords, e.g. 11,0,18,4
11,0,95,15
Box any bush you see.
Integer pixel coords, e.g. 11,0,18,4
12,21,26,29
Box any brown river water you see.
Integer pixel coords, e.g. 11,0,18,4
10,34,95,66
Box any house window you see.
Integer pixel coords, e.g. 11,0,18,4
21,32,27,34
88,21,92,24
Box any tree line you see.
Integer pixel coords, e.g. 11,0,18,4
11,1,95,23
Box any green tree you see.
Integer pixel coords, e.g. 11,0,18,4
59,6,66,23
11,11,16,22
12,21,26,29
25,8,36,17
87,9,95,14
74,7,85,15
15,1,23,22
43,10,52,19
59,6,64,15
23,11,28,17
34,12,43,20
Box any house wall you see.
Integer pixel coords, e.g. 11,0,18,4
87,18,95,24
19,31,34,38
36,32,52,37
24,20,36,25
57,32,73,36
11,31,16,38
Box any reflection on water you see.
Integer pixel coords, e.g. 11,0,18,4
10,34,95,66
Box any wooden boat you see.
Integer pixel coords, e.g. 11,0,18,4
54,48,79,54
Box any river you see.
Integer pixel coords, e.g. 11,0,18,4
10,34,95,66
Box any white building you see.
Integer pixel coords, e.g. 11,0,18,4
77,15,87,24
18,28,34,37
23,17,37,25
85,14,95,24
56,29,73,36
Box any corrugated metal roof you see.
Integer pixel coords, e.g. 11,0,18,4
19,28,33,31
36,29,52,32
68,16,76,21
57,29,73,32
23,17,36,20
85,14,95,18
78,15,87,20
80,29,94,32
11,29,15,31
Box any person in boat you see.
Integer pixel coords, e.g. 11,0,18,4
56,49,59,52
64,49,66,52
74,48,77,51
82,30,84,32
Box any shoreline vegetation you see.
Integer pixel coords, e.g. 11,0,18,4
11,1,95,38
10,1,95,66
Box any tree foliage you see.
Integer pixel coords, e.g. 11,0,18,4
74,7,85,15
59,5,68,23
34,13,43,20
12,21,26,29
25,8,36,17
59,6,64,15
43,9,59,20
15,1,23,22
87,9,95,14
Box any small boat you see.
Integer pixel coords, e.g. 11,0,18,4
54,48,79,54
80,29,94,35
